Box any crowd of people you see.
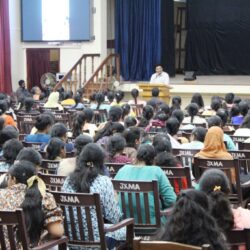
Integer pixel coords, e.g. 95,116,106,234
0,81,250,249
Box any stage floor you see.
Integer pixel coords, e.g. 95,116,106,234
170,74,250,85
120,74,250,107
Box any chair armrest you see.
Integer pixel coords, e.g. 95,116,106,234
160,207,173,216
104,218,134,233
31,236,68,250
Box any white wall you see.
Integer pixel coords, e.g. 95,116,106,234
9,0,107,91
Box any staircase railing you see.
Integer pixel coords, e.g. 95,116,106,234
53,53,100,93
83,53,120,96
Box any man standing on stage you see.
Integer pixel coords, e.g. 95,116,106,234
150,64,169,85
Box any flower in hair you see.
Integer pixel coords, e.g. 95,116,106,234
213,185,221,192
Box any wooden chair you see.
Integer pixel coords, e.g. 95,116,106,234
38,173,66,191
193,158,243,205
172,148,199,177
112,180,167,236
133,238,211,250
230,135,250,150
54,113,70,128
226,228,250,250
39,107,63,113
92,109,108,125
51,192,134,249
230,150,250,173
105,163,125,178
0,209,68,250
160,166,192,194
40,160,60,174
130,104,143,118
22,141,43,151
16,115,37,134
242,143,250,151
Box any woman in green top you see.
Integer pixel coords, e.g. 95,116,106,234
114,144,176,224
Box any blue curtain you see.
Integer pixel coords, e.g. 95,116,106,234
115,0,162,81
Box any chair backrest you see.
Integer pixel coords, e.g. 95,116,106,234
16,115,37,134
133,238,211,250
227,228,250,250
105,163,125,178
193,158,242,205
112,179,161,235
242,143,250,151
92,109,108,125
172,148,199,168
22,141,42,151
39,107,63,113
230,135,250,150
38,173,66,191
229,150,250,173
160,166,192,194
51,192,106,248
40,159,60,174
130,104,143,117
54,113,70,128
0,209,29,250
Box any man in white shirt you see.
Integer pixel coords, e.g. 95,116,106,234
150,65,169,84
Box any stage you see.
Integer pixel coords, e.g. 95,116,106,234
119,75,250,108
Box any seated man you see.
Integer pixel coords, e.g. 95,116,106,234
150,64,169,85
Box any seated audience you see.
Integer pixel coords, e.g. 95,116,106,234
182,103,207,125
44,92,63,111
107,91,115,103
123,127,141,163
207,116,236,150
171,109,184,125
0,161,64,247
190,93,205,113
230,105,243,125
82,108,98,137
239,100,249,117
111,90,125,106
0,100,16,127
152,133,172,154
202,97,222,117
147,87,163,109
25,114,53,143
115,144,176,223
124,116,137,128
145,111,168,133
199,169,250,232
30,86,42,101
107,134,131,164
68,111,87,138
170,96,182,113
128,88,146,106
224,92,235,109
0,139,23,172
16,148,42,170
46,138,66,161
195,126,233,160
57,134,93,176
137,105,154,127
61,91,75,106
166,117,181,148
62,143,126,248
0,126,19,156
18,97,40,115
156,189,227,250
181,127,207,149
90,92,110,111
216,108,234,132
70,94,85,110
234,114,250,137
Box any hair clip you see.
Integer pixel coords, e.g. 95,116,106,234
213,185,221,192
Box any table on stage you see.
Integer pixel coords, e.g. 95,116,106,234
138,83,172,104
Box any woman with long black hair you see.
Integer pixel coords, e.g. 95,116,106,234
0,161,64,247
